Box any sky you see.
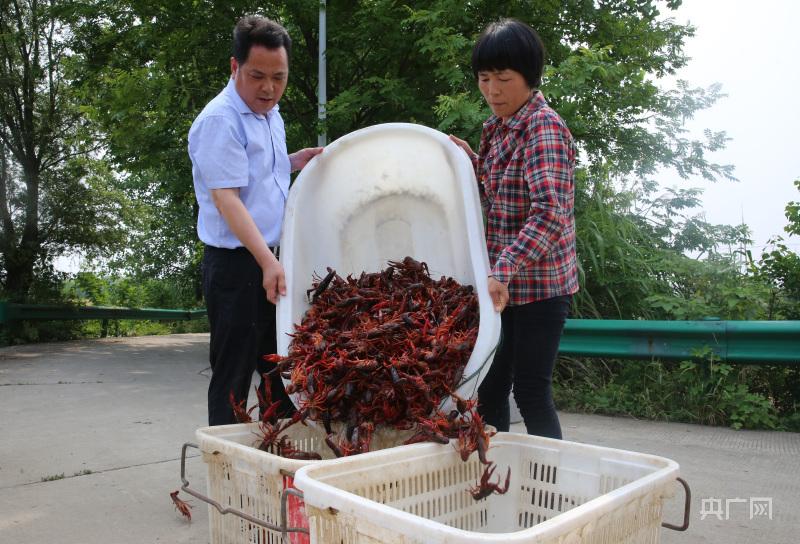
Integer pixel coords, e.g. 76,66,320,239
659,0,800,255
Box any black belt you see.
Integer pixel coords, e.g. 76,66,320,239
205,244,279,259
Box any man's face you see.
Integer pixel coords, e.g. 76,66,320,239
231,45,288,115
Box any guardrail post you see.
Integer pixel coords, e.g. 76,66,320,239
101,319,109,338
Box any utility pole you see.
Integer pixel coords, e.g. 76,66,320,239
318,1,327,146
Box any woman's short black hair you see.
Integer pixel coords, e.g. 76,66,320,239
471,19,545,88
232,15,292,65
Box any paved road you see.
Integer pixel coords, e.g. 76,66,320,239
0,334,797,543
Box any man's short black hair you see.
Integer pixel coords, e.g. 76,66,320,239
471,19,545,88
232,15,292,65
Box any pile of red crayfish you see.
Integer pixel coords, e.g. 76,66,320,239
242,257,509,500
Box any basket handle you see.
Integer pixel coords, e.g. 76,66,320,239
180,442,310,541
661,477,691,531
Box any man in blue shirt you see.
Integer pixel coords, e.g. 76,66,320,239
189,15,322,425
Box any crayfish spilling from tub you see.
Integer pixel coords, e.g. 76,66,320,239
238,257,509,501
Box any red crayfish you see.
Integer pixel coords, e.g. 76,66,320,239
469,463,511,501
170,490,192,521
235,257,510,501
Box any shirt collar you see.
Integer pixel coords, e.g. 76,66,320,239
224,77,280,117
483,90,547,131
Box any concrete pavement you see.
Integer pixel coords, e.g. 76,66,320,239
0,333,797,543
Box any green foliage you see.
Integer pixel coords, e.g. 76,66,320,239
0,273,207,346
62,0,736,289
759,245,800,319
0,0,132,300
68,271,198,309
645,254,772,320
58,272,208,339
784,179,800,237
757,179,800,319
555,354,796,431
60,0,260,285
571,171,664,318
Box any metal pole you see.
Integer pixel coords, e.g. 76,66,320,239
318,0,327,146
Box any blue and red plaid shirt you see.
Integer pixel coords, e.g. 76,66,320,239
473,91,579,306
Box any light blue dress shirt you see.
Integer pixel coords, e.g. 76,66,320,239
188,78,291,248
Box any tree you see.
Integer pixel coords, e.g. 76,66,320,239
68,1,736,318
64,1,267,291
759,179,800,319
0,0,129,301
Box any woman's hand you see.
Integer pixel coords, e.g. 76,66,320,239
289,147,324,172
488,276,509,313
448,134,475,159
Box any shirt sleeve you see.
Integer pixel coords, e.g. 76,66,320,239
188,114,249,189
492,115,571,283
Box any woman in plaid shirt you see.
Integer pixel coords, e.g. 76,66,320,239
450,19,579,439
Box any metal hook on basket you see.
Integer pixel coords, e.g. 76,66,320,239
662,477,691,531
179,442,310,541
281,487,306,542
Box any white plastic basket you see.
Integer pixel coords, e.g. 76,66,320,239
293,432,685,543
180,422,416,544
277,123,502,414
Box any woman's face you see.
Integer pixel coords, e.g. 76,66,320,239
477,69,532,122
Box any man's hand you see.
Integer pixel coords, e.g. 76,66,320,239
289,147,324,172
488,276,509,313
262,258,287,305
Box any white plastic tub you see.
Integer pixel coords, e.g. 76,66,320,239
277,123,501,412
293,432,682,543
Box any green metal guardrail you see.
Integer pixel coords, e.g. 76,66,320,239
560,319,800,365
0,301,797,365
0,302,206,323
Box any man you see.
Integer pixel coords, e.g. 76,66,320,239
189,15,322,425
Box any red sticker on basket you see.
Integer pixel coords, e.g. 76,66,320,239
284,475,310,544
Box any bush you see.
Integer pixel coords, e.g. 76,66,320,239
1,272,208,346
554,355,797,431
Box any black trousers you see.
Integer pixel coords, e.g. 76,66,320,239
202,245,294,426
477,295,571,438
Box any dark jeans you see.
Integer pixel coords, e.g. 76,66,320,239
477,295,571,438
202,245,294,426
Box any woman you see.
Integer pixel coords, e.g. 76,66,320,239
450,19,579,438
